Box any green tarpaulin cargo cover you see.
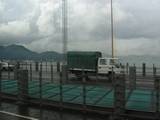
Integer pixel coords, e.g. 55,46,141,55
67,51,102,71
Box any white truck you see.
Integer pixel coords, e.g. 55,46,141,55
98,57,123,75
67,51,124,79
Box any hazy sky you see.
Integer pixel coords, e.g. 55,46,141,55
0,0,160,56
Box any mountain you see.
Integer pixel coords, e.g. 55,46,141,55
0,45,38,60
0,45,63,61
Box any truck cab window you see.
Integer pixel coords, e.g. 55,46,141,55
110,59,115,65
99,59,106,65
110,59,120,67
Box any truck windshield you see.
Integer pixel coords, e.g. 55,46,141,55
99,59,107,65
110,59,120,65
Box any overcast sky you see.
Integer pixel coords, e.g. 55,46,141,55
0,0,160,56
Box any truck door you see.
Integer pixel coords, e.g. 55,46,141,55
98,58,109,74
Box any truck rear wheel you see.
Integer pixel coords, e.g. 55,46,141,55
75,72,89,81
75,73,82,80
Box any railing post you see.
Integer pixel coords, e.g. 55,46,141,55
134,65,136,87
155,76,160,119
46,61,47,73
59,72,63,109
95,71,98,83
17,70,29,105
114,74,126,120
126,63,129,75
62,65,68,83
51,64,54,83
30,63,32,81
8,62,10,80
57,62,60,72
39,63,42,106
17,69,29,117
17,62,20,69
111,66,114,86
14,62,19,80
129,66,136,90
153,64,157,77
25,62,27,70
142,63,146,77
82,70,86,111
0,63,2,106
153,65,157,91
35,62,39,72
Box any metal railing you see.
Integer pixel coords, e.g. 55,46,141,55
0,61,160,119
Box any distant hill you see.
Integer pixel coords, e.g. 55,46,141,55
103,53,160,66
0,45,63,61
121,55,160,67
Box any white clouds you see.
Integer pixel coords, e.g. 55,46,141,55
115,0,160,39
37,0,54,35
0,0,38,40
26,36,62,53
113,2,133,23
0,20,30,37
0,1,5,13
37,0,61,35
0,0,160,56
68,0,109,41
115,38,160,56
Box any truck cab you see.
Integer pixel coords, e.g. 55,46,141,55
98,58,123,75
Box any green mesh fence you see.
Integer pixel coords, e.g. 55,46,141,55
0,79,158,112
